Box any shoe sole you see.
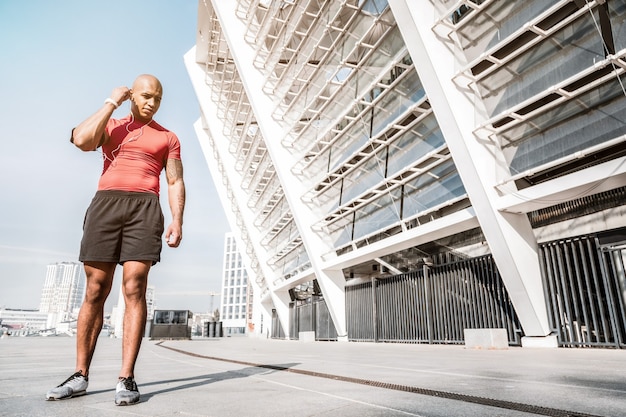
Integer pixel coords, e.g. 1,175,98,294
46,390,87,401
115,399,140,406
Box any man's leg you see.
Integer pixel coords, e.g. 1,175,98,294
119,260,151,378
76,261,116,375
47,261,116,400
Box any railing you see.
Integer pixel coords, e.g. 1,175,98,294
272,297,338,341
275,227,626,348
346,256,523,345
540,232,626,348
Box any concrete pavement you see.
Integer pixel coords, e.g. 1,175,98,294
0,336,624,416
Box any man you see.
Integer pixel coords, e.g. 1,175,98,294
46,74,185,406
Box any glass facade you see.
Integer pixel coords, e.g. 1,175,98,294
189,0,626,340
454,0,626,176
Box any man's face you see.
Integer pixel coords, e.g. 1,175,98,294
130,78,162,122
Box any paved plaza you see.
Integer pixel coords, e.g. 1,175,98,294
0,336,624,416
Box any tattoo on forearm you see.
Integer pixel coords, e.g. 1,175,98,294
167,159,184,181
167,159,186,218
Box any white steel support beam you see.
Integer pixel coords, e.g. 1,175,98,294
185,47,279,337
389,0,551,337
322,208,479,270
211,0,348,339
496,156,626,214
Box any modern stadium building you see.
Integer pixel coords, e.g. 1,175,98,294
185,0,626,348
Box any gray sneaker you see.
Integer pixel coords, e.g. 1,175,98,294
115,377,140,406
46,372,88,400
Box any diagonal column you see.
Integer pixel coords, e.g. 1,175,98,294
211,0,348,339
389,0,551,339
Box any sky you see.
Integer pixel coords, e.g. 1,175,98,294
0,1,230,313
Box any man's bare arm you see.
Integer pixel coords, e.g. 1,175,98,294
165,158,185,247
71,86,130,151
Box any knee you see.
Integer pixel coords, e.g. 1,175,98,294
84,280,111,305
122,279,147,303
84,291,107,305
121,261,150,304
83,263,115,305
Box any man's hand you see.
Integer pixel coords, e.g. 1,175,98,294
109,86,131,107
165,224,182,248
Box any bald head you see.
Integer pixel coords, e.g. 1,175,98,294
129,74,163,122
132,74,162,92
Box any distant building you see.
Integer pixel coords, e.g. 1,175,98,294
39,262,85,329
146,285,156,321
190,312,212,337
220,233,253,336
0,308,48,336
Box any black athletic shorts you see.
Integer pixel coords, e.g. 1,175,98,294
79,190,164,265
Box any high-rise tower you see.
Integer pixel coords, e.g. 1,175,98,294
39,262,86,324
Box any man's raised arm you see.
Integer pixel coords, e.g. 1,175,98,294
71,86,130,151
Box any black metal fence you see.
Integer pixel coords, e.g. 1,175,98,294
346,256,522,345
273,229,626,348
540,233,626,348
275,256,522,344
271,309,285,339
272,296,338,340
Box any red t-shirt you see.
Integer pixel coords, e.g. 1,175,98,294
99,115,181,196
